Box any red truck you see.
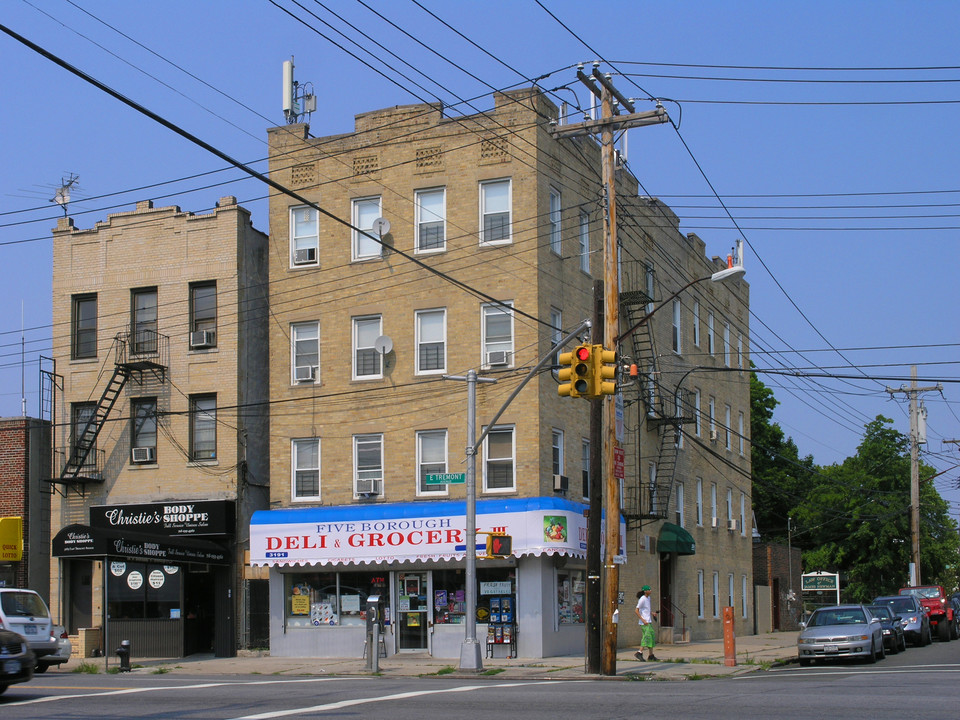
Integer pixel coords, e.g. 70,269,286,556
899,586,959,641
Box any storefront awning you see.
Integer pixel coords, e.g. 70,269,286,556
52,524,230,565
657,522,696,556
249,496,627,567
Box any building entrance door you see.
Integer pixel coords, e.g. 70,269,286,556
397,572,428,651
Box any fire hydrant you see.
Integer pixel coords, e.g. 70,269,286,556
116,639,131,672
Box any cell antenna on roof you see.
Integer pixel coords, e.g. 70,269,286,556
282,57,316,125
52,173,79,216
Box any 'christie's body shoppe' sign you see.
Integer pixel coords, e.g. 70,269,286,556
90,500,234,537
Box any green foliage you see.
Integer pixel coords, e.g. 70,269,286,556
73,660,99,674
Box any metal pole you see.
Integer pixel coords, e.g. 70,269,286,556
909,366,921,586
459,369,483,671
586,280,603,674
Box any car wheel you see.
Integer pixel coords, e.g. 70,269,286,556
866,639,877,664
899,634,907,653
938,620,952,642
34,662,49,674
887,638,898,655
926,625,934,645
799,658,811,667
877,637,885,660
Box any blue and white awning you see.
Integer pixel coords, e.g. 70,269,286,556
250,496,625,567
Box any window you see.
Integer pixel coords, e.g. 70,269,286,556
550,308,562,375
675,390,684,449
671,300,682,354
579,211,590,273
692,300,700,348
645,264,655,315
648,462,658,512
551,429,564,477
131,287,158,354
415,309,446,374
189,394,216,461
707,312,715,355
354,434,383,495
189,282,217,348
557,568,585,624
694,389,702,436
72,294,97,359
697,570,705,619
480,179,511,244
71,403,96,471
352,196,382,260
725,405,732,450
724,322,731,366
284,571,387,629
741,576,748,618
675,482,685,527
738,412,745,456
417,430,447,495
353,315,382,379
737,333,744,371
292,438,320,501
291,321,319,384
581,438,590,499
740,492,746,537
549,188,562,254
713,572,720,617
415,188,445,252
709,397,716,438
645,363,656,417
727,488,734,525
481,302,514,367
130,398,157,462
710,482,718,526
695,478,703,526
728,573,735,609
291,206,319,266
483,426,515,492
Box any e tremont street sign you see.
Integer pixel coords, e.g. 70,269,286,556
424,472,466,485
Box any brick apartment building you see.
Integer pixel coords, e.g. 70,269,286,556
249,87,752,658
48,197,269,657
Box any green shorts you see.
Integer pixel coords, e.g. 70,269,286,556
640,622,656,648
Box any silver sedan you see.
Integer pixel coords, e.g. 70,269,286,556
797,605,885,666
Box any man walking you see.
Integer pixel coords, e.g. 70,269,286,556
634,585,658,661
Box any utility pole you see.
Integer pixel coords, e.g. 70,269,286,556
886,366,942,586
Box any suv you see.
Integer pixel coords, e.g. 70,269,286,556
873,595,932,646
0,589,59,670
899,586,959,642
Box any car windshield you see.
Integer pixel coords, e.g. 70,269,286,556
866,606,892,619
879,598,914,613
0,591,50,617
901,587,941,599
810,608,866,626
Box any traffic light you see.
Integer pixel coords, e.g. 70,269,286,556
557,344,592,398
486,534,513,557
592,344,617,396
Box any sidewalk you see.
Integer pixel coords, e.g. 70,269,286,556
53,631,799,681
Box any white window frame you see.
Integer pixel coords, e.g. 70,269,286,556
727,488,734,523
291,437,321,502
415,308,446,375
676,481,685,527
737,332,744,372
709,397,716,438
694,389,702,436
290,206,319,267
696,477,703,526
417,429,449,496
415,187,446,253
481,301,514,368
291,321,320,385
482,425,516,493
549,188,562,255
353,433,383,497
552,428,564,477
671,299,682,354
479,178,512,245
728,573,735,609
675,389,684,450
353,315,382,380
692,300,700,347
724,322,731,366
713,572,720,618
351,195,382,261
725,404,732,450
645,264,655,315
711,482,718,526
550,307,562,375
578,210,590,273
707,312,715,355
697,570,705,619
741,575,748,618
738,411,745,456
740,492,746,537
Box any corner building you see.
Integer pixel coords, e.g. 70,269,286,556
253,88,751,658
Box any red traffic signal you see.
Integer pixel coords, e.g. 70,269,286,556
486,534,513,557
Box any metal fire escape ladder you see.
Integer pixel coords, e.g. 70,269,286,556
61,364,131,481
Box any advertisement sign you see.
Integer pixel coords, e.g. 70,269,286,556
90,500,235,537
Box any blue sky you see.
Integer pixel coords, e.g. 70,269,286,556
1,1,958,514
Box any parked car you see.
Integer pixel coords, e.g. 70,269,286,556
899,585,958,641
0,589,59,667
34,625,71,673
797,604,885,666
0,628,34,695
874,595,932,646
865,604,907,654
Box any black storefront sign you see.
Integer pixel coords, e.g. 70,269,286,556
90,500,235,537
53,524,229,565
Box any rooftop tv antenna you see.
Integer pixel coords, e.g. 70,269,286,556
52,173,79,216
282,57,316,125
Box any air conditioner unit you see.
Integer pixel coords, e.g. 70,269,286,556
727,519,738,531
486,350,509,367
190,330,216,349
294,365,316,383
709,429,719,442
293,247,317,265
131,446,156,464
553,474,569,493
356,478,382,496
710,517,719,528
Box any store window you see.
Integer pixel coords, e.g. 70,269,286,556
432,569,467,625
557,568,585,624
284,571,387,629
106,561,181,619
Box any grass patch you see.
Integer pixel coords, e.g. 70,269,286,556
152,667,170,674
482,668,505,676
435,666,456,676
72,661,99,674
546,665,578,673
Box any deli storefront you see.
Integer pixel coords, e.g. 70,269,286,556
52,500,235,658
250,497,625,659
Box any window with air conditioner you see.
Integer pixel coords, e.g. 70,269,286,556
354,433,383,497
291,321,319,385
727,519,738,531
130,398,157,465
290,206,319,267
481,302,513,369
131,446,155,463
189,281,217,349
190,330,216,349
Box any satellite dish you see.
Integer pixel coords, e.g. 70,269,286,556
372,217,391,237
374,335,393,355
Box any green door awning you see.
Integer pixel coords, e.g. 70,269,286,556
658,522,696,556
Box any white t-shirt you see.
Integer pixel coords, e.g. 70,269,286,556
636,593,652,624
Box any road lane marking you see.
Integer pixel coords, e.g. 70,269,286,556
228,681,561,720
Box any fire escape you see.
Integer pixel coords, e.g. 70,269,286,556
619,263,693,529
48,329,168,496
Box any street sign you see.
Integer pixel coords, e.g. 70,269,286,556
424,472,466,485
